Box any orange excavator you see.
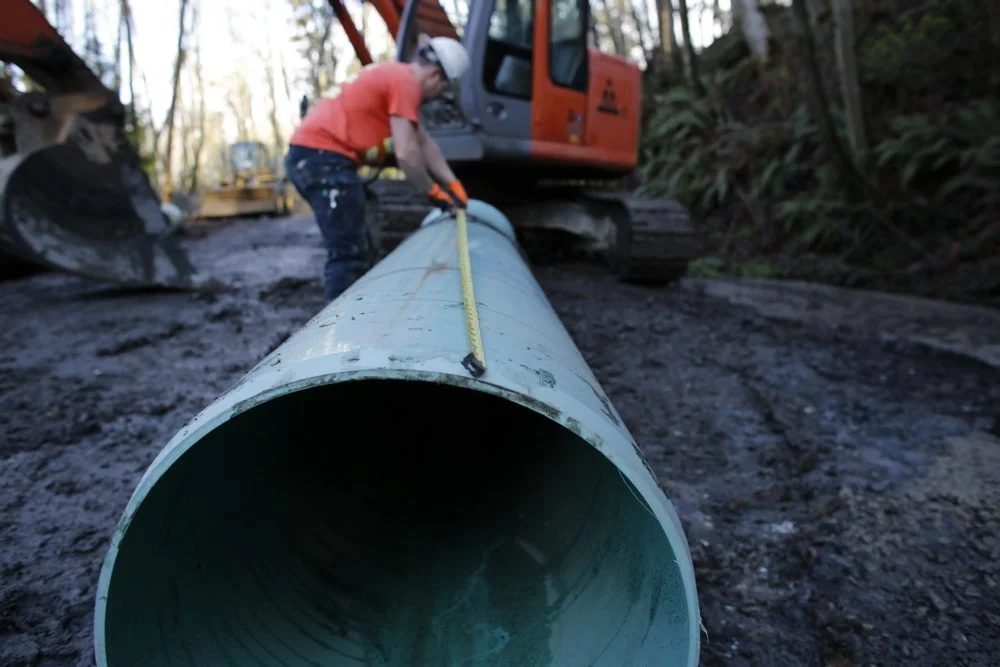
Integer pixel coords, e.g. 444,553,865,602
334,0,699,282
0,0,697,289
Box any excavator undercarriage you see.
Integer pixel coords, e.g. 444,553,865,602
366,178,698,284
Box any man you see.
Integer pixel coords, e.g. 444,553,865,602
284,35,471,303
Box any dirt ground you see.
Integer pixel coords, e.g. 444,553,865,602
2,214,998,666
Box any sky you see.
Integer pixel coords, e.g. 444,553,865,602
51,0,733,144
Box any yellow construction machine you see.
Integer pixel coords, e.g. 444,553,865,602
195,140,295,220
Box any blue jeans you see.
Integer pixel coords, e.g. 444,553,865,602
284,145,371,302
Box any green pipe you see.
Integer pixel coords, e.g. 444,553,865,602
94,200,700,665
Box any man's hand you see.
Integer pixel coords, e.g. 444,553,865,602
427,180,468,211
427,183,455,210
446,180,468,208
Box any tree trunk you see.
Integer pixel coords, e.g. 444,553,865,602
54,0,71,36
264,55,283,157
180,103,191,190
653,0,684,74
188,7,205,193
806,0,824,27
281,58,293,105
162,0,190,203
598,0,627,56
83,0,102,79
790,0,869,199
113,7,123,92
831,0,866,160
310,2,334,100
676,0,705,95
992,0,1000,51
227,73,254,141
629,0,654,60
653,0,673,62
191,66,205,192
120,0,135,115
289,0,337,100
638,0,658,59
732,0,770,65
139,71,161,184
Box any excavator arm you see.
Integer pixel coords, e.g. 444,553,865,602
0,0,200,290
325,0,457,67
0,0,113,94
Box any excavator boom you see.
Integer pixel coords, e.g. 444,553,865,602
0,0,200,290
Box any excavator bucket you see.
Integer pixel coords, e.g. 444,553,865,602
0,0,200,290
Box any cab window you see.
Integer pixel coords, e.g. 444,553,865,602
483,0,534,99
550,0,587,91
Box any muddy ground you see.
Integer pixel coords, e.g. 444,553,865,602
1,214,998,666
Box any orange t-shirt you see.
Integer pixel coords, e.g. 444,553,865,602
289,62,422,161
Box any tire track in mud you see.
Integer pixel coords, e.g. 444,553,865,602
720,369,851,663
532,261,1000,666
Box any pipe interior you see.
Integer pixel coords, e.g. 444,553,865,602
103,380,691,665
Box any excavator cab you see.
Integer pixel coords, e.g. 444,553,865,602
393,0,641,183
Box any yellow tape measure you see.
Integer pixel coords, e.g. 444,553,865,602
456,208,486,377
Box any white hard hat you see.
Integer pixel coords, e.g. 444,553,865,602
426,36,469,82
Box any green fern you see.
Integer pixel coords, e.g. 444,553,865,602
872,100,1000,200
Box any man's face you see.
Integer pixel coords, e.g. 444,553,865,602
420,67,450,101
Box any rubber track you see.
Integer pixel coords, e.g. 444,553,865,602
364,179,700,284
581,189,700,284
365,179,427,255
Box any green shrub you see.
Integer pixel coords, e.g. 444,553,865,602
635,0,999,300
862,13,952,88
873,100,1000,216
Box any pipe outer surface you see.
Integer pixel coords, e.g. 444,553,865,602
94,199,701,666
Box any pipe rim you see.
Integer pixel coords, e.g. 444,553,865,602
94,367,701,666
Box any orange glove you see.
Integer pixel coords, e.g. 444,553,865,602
446,180,468,208
427,183,454,210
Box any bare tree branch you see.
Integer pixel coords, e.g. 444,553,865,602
597,0,627,55
289,0,337,100
162,0,191,203
676,0,705,95
832,0,867,158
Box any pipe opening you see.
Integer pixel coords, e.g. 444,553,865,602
102,379,692,665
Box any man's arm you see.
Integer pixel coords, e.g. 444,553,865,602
417,125,457,186
389,115,435,192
